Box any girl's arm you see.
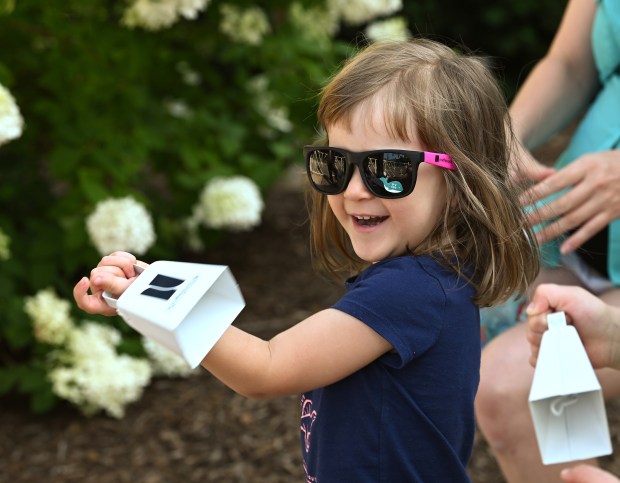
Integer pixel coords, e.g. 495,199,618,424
74,254,393,399
510,0,598,150
202,309,392,399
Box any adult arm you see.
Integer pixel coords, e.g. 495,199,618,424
510,0,599,151
511,0,620,250
508,0,598,183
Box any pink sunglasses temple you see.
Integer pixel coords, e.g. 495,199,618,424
423,152,456,171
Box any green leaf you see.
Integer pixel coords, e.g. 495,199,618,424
30,386,59,414
0,367,18,393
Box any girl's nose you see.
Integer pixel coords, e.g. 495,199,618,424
344,166,372,199
343,167,372,199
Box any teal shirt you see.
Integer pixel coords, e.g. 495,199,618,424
541,0,620,284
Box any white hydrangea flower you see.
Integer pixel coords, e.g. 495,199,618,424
182,214,204,251
0,228,10,261
24,288,75,346
289,2,340,40
328,0,402,26
177,0,210,19
176,61,202,86
122,0,179,31
49,322,152,418
219,4,271,46
122,0,209,30
193,176,264,231
0,83,24,146
86,196,156,256
365,16,410,42
142,337,195,377
164,98,193,119
247,75,292,134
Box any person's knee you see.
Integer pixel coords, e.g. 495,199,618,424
476,350,531,445
475,372,516,442
475,381,533,452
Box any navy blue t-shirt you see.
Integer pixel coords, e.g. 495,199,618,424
300,256,480,482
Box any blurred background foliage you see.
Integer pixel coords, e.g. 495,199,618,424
400,0,564,98
0,0,563,415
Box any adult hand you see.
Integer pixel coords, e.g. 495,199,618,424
560,464,620,483
525,284,620,369
509,140,555,184
520,150,620,252
73,252,144,316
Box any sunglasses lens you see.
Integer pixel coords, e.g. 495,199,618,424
307,149,347,194
363,152,415,198
306,148,418,198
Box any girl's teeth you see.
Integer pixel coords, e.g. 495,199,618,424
354,215,386,226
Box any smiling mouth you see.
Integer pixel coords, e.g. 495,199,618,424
353,215,388,227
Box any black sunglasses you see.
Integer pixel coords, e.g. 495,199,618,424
304,146,456,199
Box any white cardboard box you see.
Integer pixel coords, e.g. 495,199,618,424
529,311,612,465
103,261,245,368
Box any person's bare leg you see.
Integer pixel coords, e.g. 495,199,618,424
475,268,620,483
599,287,620,310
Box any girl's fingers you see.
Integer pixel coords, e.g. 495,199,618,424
73,277,117,316
90,265,127,280
90,271,134,296
97,252,138,278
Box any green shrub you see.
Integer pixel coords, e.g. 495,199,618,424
0,0,411,416
400,0,565,98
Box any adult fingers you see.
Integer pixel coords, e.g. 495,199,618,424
524,173,592,229
561,464,620,483
520,161,586,205
531,198,603,246
560,213,609,253
511,151,555,184
526,330,542,368
527,284,577,315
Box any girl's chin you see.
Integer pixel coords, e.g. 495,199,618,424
353,248,406,263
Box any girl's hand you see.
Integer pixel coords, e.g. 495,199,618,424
73,252,145,316
525,284,620,370
520,150,620,252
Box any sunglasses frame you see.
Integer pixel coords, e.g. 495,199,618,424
304,146,456,199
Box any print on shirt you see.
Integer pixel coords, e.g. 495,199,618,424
303,461,318,483
300,395,318,482
300,396,317,453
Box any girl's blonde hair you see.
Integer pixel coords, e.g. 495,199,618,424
307,39,540,307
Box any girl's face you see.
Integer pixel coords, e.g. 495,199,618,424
327,109,448,263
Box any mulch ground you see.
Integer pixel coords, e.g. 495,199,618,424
2,160,620,482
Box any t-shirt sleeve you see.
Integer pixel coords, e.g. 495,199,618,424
332,259,448,367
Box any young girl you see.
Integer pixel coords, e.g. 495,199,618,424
74,39,539,482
